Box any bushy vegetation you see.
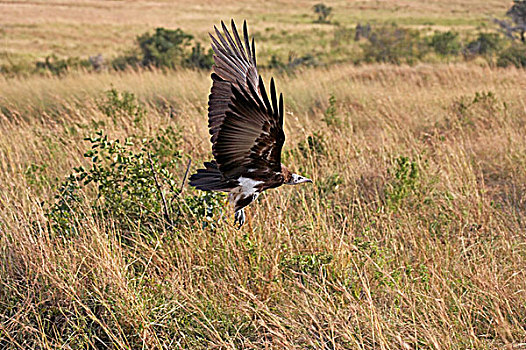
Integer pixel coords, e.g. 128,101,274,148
5,27,214,76
313,3,332,24
48,89,223,238
360,24,427,64
497,43,526,67
113,27,213,70
464,32,503,58
35,55,93,76
428,30,461,56
4,22,526,77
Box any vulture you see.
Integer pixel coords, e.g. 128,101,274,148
189,20,312,227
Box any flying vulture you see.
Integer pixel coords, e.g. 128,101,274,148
189,20,312,227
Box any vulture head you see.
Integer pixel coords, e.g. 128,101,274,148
282,164,312,185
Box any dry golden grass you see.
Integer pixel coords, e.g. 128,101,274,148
1,62,526,348
0,0,510,66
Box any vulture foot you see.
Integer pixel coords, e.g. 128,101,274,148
234,209,246,228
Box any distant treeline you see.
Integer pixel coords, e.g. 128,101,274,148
1,23,526,77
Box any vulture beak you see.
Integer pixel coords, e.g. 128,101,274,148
287,173,313,185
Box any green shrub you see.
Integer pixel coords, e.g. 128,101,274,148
47,129,179,234
429,31,461,56
48,129,223,236
137,27,193,68
361,25,427,64
322,94,342,127
464,33,503,57
184,42,214,69
313,3,332,24
97,88,145,125
385,156,419,210
497,44,526,67
111,51,141,71
35,55,91,76
112,27,213,70
47,89,224,236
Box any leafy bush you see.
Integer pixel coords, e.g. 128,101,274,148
48,129,178,234
184,42,214,69
385,156,419,210
137,27,193,68
464,33,503,58
48,129,223,236
322,94,342,127
429,31,461,56
506,0,526,42
97,88,145,125
111,51,141,71
361,25,427,64
47,89,223,236
313,3,332,24
497,44,526,67
35,55,92,76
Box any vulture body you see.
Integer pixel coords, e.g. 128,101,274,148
189,20,312,227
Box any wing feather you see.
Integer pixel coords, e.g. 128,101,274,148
207,20,285,178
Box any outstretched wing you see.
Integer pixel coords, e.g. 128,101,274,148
208,20,285,178
213,76,284,178
208,20,259,144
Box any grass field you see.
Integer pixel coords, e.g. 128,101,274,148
2,1,526,349
0,0,510,67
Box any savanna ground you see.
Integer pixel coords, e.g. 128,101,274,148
1,1,526,349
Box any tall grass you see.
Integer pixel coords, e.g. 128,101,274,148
1,63,526,348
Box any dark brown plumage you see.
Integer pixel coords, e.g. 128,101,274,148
189,20,312,227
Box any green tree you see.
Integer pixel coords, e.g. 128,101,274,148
429,31,461,56
495,0,526,42
507,0,526,42
313,3,332,23
137,28,193,68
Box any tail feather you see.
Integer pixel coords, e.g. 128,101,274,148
189,161,234,192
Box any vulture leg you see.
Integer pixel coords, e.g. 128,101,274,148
234,209,246,228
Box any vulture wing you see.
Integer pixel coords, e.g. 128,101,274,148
208,20,259,144
208,20,285,178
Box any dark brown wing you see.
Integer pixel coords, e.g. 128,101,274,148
208,20,285,178
208,20,259,144
213,75,285,178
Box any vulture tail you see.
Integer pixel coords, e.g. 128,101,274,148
189,161,234,192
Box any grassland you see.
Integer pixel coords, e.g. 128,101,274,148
2,0,526,349
2,63,526,348
0,0,510,68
